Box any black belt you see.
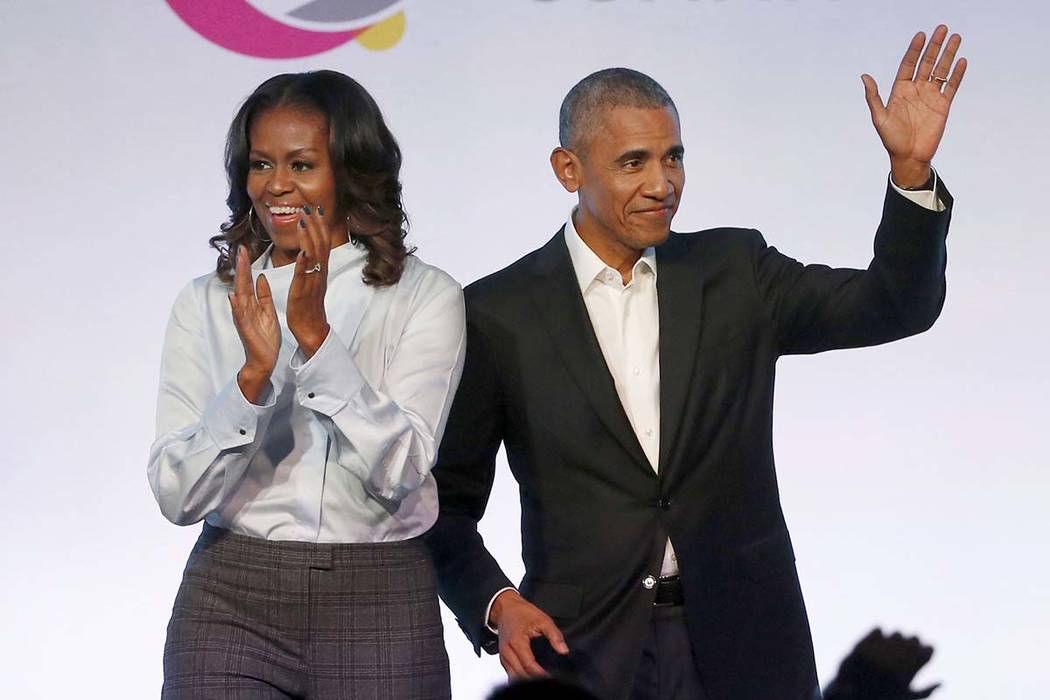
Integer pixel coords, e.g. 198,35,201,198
653,575,683,607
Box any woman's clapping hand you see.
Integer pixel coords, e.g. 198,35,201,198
229,248,281,404
286,204,333,359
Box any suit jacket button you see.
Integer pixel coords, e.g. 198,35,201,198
658,497,671,510
643,575,656,590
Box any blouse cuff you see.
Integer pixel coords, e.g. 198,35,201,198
202,376,276,450
290,329,366,416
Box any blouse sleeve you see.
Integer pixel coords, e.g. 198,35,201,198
289,272,466,504
147,281,277,525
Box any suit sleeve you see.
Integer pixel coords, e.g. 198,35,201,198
754,178,952,356
423,292,514,655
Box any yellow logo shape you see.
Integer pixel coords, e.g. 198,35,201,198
356,11,406,51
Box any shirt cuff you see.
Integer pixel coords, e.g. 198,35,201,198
889,168,946,212
290,329,366,416
484,587,518,635
202,376,276,450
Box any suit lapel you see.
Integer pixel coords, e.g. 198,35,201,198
528,230,652,473
656,233,705,474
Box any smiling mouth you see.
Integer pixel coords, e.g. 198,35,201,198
267,205,302,216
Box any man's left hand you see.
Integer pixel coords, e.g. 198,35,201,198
862,24,968,187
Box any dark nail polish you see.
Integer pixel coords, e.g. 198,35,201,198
317,205,324,216
303,204,312,215
299,218,306,228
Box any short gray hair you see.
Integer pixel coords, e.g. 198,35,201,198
559,68,676,152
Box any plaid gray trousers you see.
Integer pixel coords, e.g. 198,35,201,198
162,524,451,699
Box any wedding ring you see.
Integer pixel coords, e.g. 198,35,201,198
304,262,322,274
930,75,948,83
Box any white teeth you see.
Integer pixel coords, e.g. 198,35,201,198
268,205,301,215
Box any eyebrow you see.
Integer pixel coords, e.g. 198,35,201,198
615,145,685,163
616,149,650,164
249,147,322,158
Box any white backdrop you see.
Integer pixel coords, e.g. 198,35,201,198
1,1,1048,698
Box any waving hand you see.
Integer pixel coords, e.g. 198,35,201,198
862,25,967,187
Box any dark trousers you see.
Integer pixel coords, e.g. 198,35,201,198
628,606,708,700
162,524,451,699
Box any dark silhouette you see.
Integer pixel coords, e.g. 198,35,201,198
488,678,602,700
824,629,940,700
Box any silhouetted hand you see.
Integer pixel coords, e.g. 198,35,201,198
489,590,569,679
824,628,940,700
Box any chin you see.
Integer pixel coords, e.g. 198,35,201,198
269,232,299,250
630,229,671,249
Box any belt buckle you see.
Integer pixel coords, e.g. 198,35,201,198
652,575,683,607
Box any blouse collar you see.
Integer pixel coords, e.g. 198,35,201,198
251,239,368,277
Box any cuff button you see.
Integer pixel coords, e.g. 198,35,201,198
307,392,316,399
238,428,247,435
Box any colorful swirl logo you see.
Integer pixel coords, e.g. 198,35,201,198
165,1,407,59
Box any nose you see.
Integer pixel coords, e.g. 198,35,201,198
641,162,674,200
265,167,293,196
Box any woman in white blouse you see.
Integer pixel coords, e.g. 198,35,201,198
148,71,463,699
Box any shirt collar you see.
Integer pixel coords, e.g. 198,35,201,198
563,207,657,292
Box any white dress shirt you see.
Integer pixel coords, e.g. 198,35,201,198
148,241,466,543
563,214,682,577
485,173,944,626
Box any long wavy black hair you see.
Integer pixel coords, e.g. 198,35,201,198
211,70,413,286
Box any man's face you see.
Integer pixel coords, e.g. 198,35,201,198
569,105,685,252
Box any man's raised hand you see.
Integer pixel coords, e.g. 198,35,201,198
862,25,967,187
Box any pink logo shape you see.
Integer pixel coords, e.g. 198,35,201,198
166,0,366,59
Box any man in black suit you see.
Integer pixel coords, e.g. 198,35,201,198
425,26,966,700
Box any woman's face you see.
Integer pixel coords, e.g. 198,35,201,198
246,104,348,264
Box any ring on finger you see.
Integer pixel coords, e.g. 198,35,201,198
929,74,948,83
304,262,322,274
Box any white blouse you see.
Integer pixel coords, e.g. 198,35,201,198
148,241,466,543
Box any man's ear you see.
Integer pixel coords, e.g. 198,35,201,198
550,147,582,193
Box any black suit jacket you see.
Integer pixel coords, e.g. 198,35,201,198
425,183,952,700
